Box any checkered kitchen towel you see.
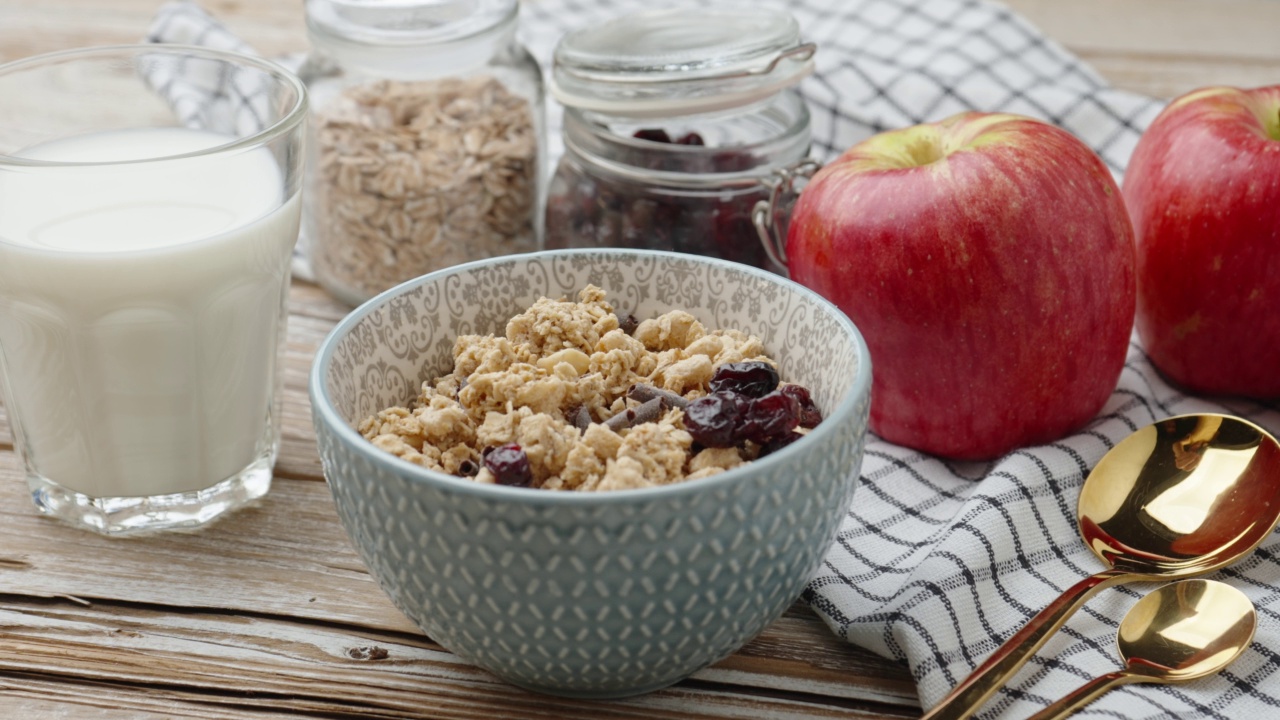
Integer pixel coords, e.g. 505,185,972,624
149,1,1280,717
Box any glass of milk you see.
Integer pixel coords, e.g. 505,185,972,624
0,46,307,535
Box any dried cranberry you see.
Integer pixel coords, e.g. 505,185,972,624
652,201,681,251
780,384,822,429
632,128,672,144
759,431,806,457
709,361,780,398
676,132,705,146
542,135,784,273
683,392,745,448
622,197,658,248
740,390,800,444
484,443,533,487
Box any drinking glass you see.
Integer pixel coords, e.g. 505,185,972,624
0,45,307,534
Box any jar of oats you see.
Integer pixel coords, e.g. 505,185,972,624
300,0,544,305
544,7,816,276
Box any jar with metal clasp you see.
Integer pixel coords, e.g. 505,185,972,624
544,6,820,275
300,0,546,305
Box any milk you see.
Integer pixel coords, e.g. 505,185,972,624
0,128,300,498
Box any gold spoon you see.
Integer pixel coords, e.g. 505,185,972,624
1026,578,1256,720
923,414,1280,720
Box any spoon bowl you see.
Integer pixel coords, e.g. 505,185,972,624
1079,414,1280,576
923,413,1280,720
1026,578,1256,720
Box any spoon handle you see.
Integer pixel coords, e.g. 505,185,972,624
919,569,1130,720
1024,671,1142,720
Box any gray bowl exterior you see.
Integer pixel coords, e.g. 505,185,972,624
311,250,871,698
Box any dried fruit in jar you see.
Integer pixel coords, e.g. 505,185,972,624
632,128,672,143
544,129,784,274
632,128,705,146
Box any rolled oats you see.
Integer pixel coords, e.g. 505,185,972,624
310,76,538,303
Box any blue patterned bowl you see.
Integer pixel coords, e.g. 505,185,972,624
309,249,871,698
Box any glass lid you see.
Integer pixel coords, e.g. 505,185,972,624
551,6,816,119
306,0,516,46
305,0,517,79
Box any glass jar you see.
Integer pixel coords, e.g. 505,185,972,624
300,0,545,306
544,7,817,275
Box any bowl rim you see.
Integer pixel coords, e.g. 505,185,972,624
309,248,872,505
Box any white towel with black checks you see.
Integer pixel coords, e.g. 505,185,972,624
150,1,1280,717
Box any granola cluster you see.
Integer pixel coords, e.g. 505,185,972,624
360,286,787,491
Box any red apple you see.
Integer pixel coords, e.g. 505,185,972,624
1123,85,1280,398
786,112,1135,460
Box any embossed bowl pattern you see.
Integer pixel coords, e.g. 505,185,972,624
309,249,872,698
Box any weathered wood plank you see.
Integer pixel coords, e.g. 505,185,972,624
5,0,1280,104
2,680,919,720
0,3,307,63
5,2,1276,718
0,448,917,713
0,599,917,720
1004,0,1280,99
1,679,290,720
1003,0,1280,62
277,290,345,481
1077,54,1280,103
0,465,383,633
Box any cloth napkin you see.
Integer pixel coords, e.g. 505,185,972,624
149,2,1280,717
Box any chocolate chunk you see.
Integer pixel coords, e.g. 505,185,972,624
572,405,592,431
604,397,663,432
628,383,689,410
619,313,640,336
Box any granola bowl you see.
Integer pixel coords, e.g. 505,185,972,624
309,249,872,698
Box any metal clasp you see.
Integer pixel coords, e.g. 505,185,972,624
557,42,817,84
732,42,817,80
753,158,821,270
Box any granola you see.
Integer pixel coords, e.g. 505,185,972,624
362,285,820,491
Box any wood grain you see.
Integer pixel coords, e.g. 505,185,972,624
0,448,918,718
3,1,1279,718
0,600,920,720
4,0,1280,100
0,269,919,717
1004,0,1280,60
1003,0,1280,99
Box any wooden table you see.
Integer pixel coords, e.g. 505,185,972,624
1,2,1276,717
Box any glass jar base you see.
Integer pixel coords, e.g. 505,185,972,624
27,452,275,536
